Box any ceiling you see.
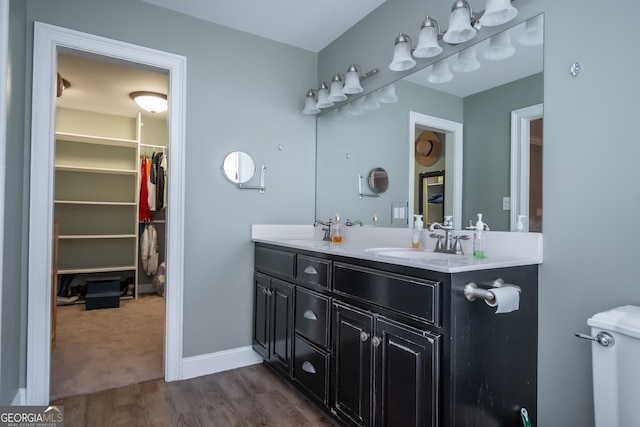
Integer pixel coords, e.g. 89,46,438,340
139,0,388,53
55,2,542,119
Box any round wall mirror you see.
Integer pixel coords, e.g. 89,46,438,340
222,151,256,184
368,167,389,194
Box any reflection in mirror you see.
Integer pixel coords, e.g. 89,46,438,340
316,14,543,231
222,151,255,184
368,167,389,194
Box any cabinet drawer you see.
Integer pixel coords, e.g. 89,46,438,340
294,335,330,406
296,255,331,289
295,287,331,349
255,246,295,280
334,263,441,325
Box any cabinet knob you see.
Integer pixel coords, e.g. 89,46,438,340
360,331,370,342
303,310,318,321
301,361,317,374
265,289,273,296
371,336,381,347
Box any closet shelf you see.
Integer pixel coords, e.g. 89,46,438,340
55,200,137,206
56,131,138,148
55,164,137,175
58,265,137,275
58,234,136,240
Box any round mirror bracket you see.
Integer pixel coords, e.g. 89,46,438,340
358,167,389,198
221,151,267,193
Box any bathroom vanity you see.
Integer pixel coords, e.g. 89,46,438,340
252,225,541,427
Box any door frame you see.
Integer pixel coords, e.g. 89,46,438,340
510,103,543,231
27,22,186,405
0,0,8,393
408,112,463,229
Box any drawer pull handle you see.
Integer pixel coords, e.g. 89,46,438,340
302,361,317,374
303,310,318,321
303,266,319,275
360,331,370,342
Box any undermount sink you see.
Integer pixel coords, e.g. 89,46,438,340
281,238,329,247
364,247,468,260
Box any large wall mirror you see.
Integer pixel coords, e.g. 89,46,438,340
316,14,544,231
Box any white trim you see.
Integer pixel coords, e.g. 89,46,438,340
0,0,8,394
28,22,187,405
408,112,463,229
510,103,543,231
11,389,26,406
182,347,263,380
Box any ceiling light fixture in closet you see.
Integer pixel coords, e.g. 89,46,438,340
129,91,168,114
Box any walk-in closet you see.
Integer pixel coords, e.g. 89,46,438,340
50,52,168,400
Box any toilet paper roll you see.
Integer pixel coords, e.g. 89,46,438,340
486,286,520,314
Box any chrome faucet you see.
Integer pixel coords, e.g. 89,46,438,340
345,219,363,227
428,216,469,254
313,219,333,241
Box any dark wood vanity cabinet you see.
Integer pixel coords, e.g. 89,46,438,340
253,243,538,427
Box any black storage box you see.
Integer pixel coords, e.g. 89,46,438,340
85,277,121,310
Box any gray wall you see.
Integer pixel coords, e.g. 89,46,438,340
463,73,543,229
319,0,640,426
3,0,317,400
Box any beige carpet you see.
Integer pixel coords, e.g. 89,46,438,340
50,294,165,401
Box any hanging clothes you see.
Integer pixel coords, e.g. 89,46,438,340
162,152,168,209
139,156,151,222
140,223,159,276
147,151,157,212
155,152,166,210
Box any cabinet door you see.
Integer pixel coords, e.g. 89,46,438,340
374,317,440,427
252,273,271,359
333,302,374,427
269,278,295,376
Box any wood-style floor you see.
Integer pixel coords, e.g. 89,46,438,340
52,363,340,427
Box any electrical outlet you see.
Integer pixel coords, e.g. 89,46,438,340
391,202,408,225
503,196,511,210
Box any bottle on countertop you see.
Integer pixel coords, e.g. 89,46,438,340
412,214,424,250
331,213,343,244
473,213,487,259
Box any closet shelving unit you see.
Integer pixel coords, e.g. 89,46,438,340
54,113,141,301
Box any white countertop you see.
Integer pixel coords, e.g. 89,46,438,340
251,224,543,273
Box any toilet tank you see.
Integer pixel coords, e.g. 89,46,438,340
587,305,640,427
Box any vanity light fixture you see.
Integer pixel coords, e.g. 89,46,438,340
389,0,519,72
316,82,334,108
56,73,71,97
451,45,480,72
302,90,321,115
328,73,348,102
413,17,444,59
303,62,380,114
427,59,453,84
484,31,515,60
378,83,398,104
363,91,381,110
518,14,543,46
129,91,168,114
480,0,518,27
390,33,417,71
442,1,477,45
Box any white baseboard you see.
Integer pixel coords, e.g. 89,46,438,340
11,388,26,405
181,346,263,380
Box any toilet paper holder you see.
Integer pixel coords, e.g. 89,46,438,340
463,278,521,304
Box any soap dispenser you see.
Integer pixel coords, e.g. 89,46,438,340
473,213,487,259
331,213,343,244
516,215,527,232
412,214,424,250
